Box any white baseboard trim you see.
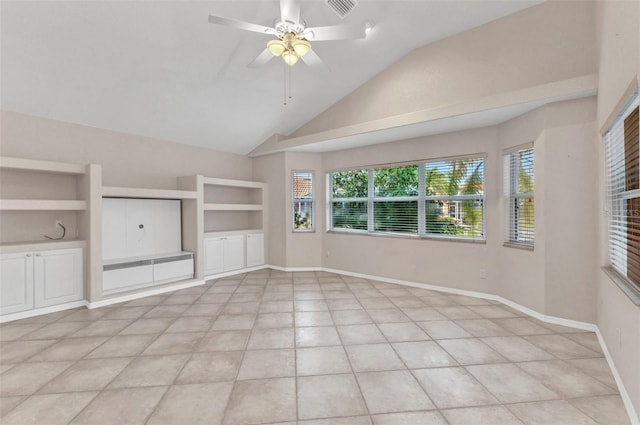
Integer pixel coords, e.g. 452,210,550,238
88,278,206,309
203,265,271,280
268,265,323,272
0,300,87,324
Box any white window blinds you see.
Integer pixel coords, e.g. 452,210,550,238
503,145,534,246
605,91,640,288
293,172,314,231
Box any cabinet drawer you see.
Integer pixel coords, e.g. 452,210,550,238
103,264,153,294
154,259,194,282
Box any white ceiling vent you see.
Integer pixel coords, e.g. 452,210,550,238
326,0,358,19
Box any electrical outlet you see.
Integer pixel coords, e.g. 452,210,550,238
55,220,63,228
480,269,487,279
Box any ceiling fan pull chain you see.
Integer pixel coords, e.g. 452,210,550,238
283,61,287,106
289,64,292,100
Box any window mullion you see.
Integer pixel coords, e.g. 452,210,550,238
418,164,426,235
367,169,374,232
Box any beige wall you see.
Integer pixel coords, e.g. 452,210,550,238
291,1,596,139
595,0,640,416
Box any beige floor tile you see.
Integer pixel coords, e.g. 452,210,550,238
223,377,296,425
0,339,57,363
102,306,151,320
142,332,204,355
230,293,263,303
392,341,457,368
326,299,363,310
259,301,294,313
508,400,599,425
296,346,352,376
0,323,45,342
380,288,414,297
480,336,555,362
454,319,512,337
20,322,87,340
181,303,224,317
176,351,242,384
1,391,97,425
517,360,618,398
357,370,435,414
359,297,396,309
568,395,631,425
0,361,73,396
70,320,133,337
298,374,368,419
118,318,175,335
165,316,214,333
200,293,234,303
412,367,497,409
144,304,190,318
124,295,168,307
372,411,447,425
524,335,601,359
377,322,430,342
255,312,294,328
247,328,294,349
536,321,590,334
59,308,111,322
468,305,518,318
367,308,411,324
338,324,386,345
435,306,482,320
211,314,256,330
420,296,460,306
438,338,506,365
85,334,157,358
388,296,426,308
401,307,447,321
163,294,200,305
197,330,250,352
39,357,132,393
417,321,472,339
238,349,295,380
567,358,618,389
28,337,108,362
262,292,294,301
490,318,554,335
331,309,372,325
108,354,190,388
147,382,233,425
0,396,26,416
346,343,405,372
296,311,335,327
466,363,558,403
441,405,524,425
300,416,372,425
563,333,604,354
222,302,260,314
70,387,167,425
447,294,493,306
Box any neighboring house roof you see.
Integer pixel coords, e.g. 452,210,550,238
294,177,312,198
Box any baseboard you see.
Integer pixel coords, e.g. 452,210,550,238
203,265,271,280
87,278,206,309
0,300,87,324
268,265,323,272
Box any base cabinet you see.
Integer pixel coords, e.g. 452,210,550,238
205,235,245,276
246,233,265,268
0,248,83,315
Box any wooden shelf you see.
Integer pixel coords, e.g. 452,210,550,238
0,199,87,211
102,186,198,200
0,239,86,254
204,203,263,211
203,177,265,189
204,229,264,237
0,156,86,175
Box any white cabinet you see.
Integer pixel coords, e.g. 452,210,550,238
204,235,245,276
0,253,34,314
0,248,83,315
246,233,265,268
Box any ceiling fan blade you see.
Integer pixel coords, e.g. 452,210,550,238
280,0,301,24
208,15,276,35
303,23,366,41
301,49,328,70
249,48,276,68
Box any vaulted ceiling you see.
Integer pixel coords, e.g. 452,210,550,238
1,1,539,155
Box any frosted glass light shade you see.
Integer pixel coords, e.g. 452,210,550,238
282,50,299,66
292,39,311,57
267,39,286,56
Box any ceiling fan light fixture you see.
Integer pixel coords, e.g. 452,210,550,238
282,50,300,66
267,39,286,56
292,38,311,57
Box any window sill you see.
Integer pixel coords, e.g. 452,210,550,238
602,267,640,306
293,230,316,234
326,230,486,245
503,242,534,251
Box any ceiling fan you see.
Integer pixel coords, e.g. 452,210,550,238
207,0,370,68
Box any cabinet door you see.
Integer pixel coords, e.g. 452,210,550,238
223,235,245,272
246,233,264,268
204,237,224,276
34,248,83,308
0,253,34,315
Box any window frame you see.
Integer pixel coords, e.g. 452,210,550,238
327,154,487,241
502,143,534,249
292,171,315,233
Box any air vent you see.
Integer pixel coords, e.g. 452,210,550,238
326,0,358,19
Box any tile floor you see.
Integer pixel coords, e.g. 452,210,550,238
0,269,632,425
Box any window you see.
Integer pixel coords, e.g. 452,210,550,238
328,156,486,240
292,172,314,231
503,145,534,247
605,90,640,292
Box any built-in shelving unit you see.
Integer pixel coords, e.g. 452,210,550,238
102,186,198,199
203,203,263,211
0,200,87,211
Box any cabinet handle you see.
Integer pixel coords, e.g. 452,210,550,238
35,253,41,257
26,254,31,257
